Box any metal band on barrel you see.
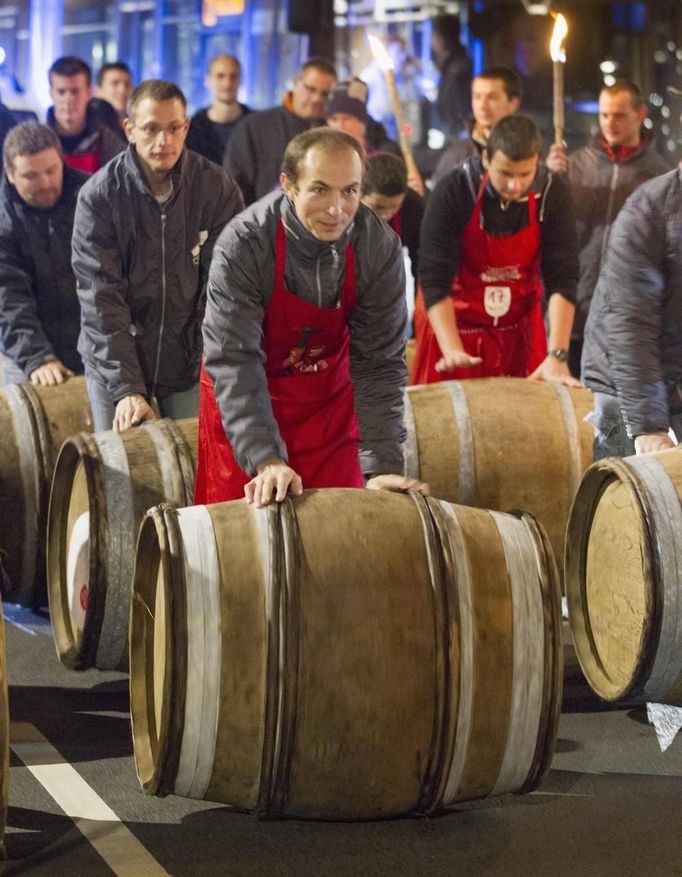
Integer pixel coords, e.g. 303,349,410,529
174,505,222,798
94,431,135,669
145,420,186,507
402,390,420,479
551,383,582,499
629,455,682,702
489,511,545,795
445,382,475,506
5,385,39,599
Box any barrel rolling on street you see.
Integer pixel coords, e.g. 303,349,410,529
566,447,682,705
47,418,197,672
0,377,93,606
130,488,562,820
404,378,593,576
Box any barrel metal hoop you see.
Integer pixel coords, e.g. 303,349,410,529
550,382,583,501
408,490,453,814
145,419,188,508
4,384,42,602
444,382,476,507
403,389,420,480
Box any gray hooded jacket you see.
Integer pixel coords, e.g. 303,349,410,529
582,168,682,437
72,146,243,402
203,192,407,477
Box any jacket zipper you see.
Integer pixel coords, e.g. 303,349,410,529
151,209,167,400
601,164,620,265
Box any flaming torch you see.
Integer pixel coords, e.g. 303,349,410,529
550,13,568,146
367,33,420,185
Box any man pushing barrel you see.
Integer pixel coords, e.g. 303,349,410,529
196,127,426,507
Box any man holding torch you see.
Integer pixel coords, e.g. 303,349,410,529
411,113,580,386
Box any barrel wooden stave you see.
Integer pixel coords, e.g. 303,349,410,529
566,448,682,705
131,489,562,819
47,418,197,671
0,377,92,604
405,378,593,580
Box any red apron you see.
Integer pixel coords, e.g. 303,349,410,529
411,173,546,385
194,221,363,504
64,149,101,174
390,209,402,238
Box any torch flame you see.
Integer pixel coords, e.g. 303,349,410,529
550,13,568,63
367,34,394,72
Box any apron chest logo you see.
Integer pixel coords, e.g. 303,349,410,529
484,285,512,320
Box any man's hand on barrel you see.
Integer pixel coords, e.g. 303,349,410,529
435,349,483,373
30,359,75,386
113,393,157,433
634,431,676,455
366,474,429,495
245,459,303,508
528,355,582,388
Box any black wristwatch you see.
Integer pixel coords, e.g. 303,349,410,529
548,348,568,363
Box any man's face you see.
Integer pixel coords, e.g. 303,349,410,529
6,148,64,209
291,69,336,119
125,97,189,176
598,90,646,148
50,73,91,133
362,190,405,222
98,69,133,114
281,145,362,242
483,149,539,203
207,57,240,104
471,77,519,132
326,113,366,145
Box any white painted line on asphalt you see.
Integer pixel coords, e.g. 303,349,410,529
10,721,170,876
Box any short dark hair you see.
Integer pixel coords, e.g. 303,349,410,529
299,57,337,80
362,152,407,197
97,61,132,87
3,122,62,172
208,54,241,74
49,56,92,87
282,127,366,186
128,79,187,119
476,66,523,103
600,78,644,109
485,114,543,162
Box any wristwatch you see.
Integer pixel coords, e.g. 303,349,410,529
548,348,569,363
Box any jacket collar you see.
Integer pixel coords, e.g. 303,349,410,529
279,193,354,261
123,144,187,198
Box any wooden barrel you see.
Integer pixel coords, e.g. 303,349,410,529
0,377,93,605
404,378,593,577
405,338,416,382
566,447,682,705
47,418,197,672
130,489,562,819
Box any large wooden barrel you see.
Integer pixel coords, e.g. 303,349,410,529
566,447,682,705
47,418,197,672
0,377,93,605
130,489,562,819
404,378,593,576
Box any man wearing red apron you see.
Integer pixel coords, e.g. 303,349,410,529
412,114,580,387
196,128,426,507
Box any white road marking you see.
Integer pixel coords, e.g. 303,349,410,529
10,722,170,876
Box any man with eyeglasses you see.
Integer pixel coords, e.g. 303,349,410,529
224,57,336,206
72,79,243,432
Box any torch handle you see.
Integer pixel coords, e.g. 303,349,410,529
385,69,419,179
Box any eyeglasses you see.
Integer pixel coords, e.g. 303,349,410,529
134,121,188,139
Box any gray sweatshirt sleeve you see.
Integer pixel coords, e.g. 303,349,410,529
72,184,147,401
350,226,408,475
202,226,287,474
604,190,670,436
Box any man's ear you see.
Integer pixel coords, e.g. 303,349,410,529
280,172,294,196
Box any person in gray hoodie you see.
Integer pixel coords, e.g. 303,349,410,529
72,79,243,432
196,127,426,508
546,79,672,376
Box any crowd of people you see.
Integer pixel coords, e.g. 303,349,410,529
0,35,680,509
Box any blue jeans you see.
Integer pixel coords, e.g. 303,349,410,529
589,392,682,460
85,367,199,432
1,356,27,385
